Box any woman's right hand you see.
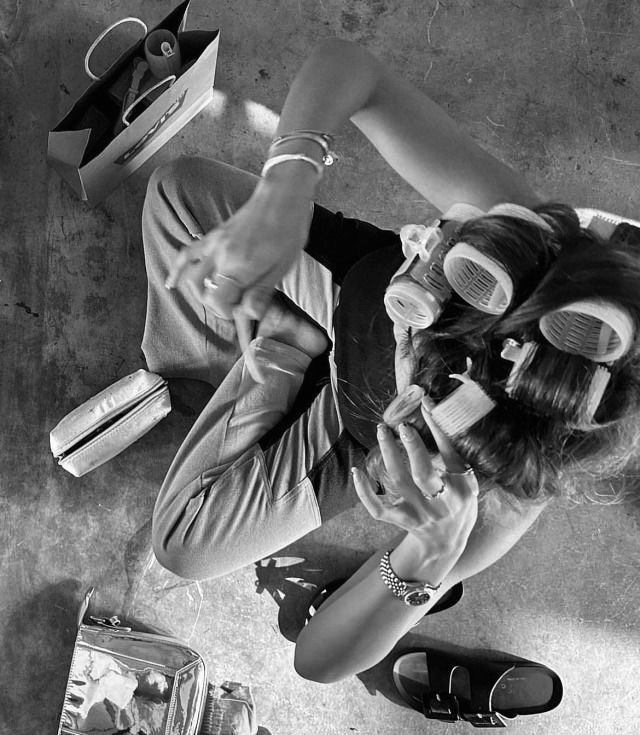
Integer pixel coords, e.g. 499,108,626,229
165,172,316,320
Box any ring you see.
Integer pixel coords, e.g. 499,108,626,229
444,465,476,479
425,480,446,500
203,273,242,291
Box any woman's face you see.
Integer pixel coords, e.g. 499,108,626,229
392,324,416,396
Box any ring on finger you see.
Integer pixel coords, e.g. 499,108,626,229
443,465,476,479
203,273,242,291
425,479,446,500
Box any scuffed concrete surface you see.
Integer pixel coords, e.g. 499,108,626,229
1,1,640,733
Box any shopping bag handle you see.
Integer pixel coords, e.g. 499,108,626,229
121,75,176,126
85,17,148,81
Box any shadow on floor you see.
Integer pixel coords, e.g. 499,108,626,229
0,578,85,732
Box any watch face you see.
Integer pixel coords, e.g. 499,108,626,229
404,589,433,606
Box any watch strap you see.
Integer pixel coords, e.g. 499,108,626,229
379,549,442,606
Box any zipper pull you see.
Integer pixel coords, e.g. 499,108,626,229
89,615,132,632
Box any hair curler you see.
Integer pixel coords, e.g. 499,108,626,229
428,362,496,437
384,222,453,328
440,202,556,315
443,242,514,315
486,203,553,232
539,299,634,363
500,338,612,423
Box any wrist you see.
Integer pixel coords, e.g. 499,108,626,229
259,160,319,199
390,533,461,586
261,137,328,197
254,164,317,204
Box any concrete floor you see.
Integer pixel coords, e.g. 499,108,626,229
1,0,640,733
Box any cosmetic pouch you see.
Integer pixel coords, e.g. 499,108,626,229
50,369,171,477
58,588,258,735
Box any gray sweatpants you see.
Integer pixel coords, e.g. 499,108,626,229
142,157,345,580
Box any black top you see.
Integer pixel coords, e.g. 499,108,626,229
334,245,405,448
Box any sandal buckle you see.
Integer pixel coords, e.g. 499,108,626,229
462,711,508,728
424,692,460,722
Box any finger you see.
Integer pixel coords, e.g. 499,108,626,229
240,285,274,321
198,272,244,319
397,422,443,497
376,423,410,483
165,246,203,290
352,468,418,530
232,306,265,384
376,424,427,507
351,467,387,520
420,399,479,499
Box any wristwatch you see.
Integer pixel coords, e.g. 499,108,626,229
379,549,442,606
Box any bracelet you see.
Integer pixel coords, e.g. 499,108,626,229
269,130,335,165
261,153,324,181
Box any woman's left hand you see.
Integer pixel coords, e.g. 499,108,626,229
352,398,479,558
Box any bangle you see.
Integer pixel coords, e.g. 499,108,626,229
270,130,335,165
261,153,324,181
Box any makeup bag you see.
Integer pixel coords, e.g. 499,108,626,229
50,369,171,477
58,588,257,735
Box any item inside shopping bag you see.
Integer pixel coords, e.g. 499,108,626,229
68,27,200,164
64,647,174,735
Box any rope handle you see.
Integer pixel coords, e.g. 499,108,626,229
121,75,176,126
85,17,148,81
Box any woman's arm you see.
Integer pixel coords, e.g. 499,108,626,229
294,490,548,683
294,401,550,684
277,38,539,211
168,39,540,316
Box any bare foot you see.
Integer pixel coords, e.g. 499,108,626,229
256,291,330,359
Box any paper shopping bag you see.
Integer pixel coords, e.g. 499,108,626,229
47,0,219,205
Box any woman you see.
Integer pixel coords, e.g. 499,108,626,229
144,39,640,685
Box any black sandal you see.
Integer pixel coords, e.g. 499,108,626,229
392,647,563,728
305,578,464,623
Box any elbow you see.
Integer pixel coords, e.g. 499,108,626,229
293,636,347,684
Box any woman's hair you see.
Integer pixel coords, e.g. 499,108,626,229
376,203,640,503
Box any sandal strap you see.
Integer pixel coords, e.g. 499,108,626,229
461,711,509,728
422,650,512,728
422,691,509,728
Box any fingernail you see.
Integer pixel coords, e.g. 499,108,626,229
164,276,174,290
376,423,389,437
398,423,412,440
350,467,358,480
421,395,436,412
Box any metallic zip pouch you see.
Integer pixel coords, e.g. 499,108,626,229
49,369,171,477
58,588,257,735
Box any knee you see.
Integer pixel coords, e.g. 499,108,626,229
151,529,212,581
151,502,235,581
144,156,202,215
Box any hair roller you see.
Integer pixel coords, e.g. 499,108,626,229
532,203,581,242
487,203,554,233
443,242,514,315
384,222,454,328
501,339,611,424
429,361,496,437
539,299,634,363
